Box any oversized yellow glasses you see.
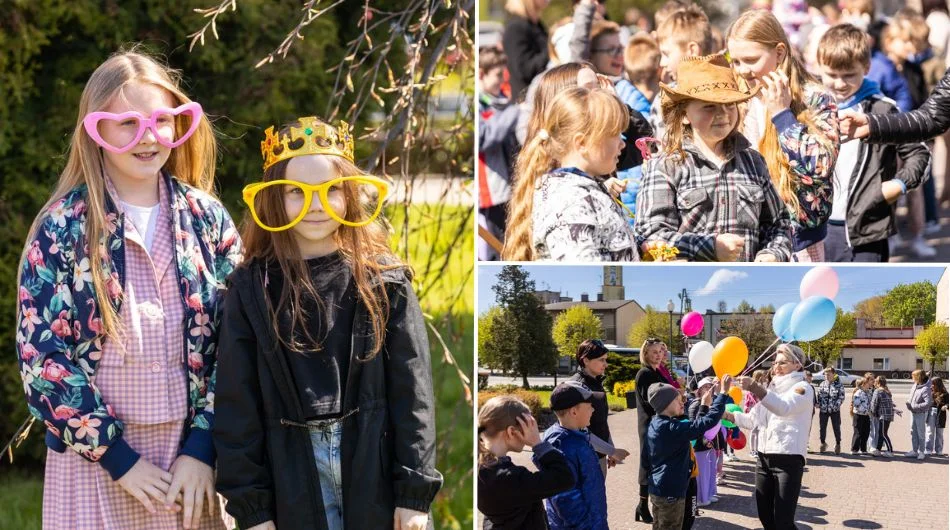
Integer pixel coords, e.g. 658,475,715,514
242,175,389,232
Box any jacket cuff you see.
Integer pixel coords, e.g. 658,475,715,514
236,511,275,530
179,428,215,467
771,109,797,134
99,436,141,481
532,441,557,459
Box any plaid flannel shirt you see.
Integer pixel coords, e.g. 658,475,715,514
870,388,895,421
634,134,793,261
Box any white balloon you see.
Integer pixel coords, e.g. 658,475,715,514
689,341,715,372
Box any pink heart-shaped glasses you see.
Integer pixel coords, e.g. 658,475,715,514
82,102,203,154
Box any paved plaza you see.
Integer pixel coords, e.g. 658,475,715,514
502,389,949,529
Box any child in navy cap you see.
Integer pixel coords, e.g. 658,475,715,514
541,381,610,530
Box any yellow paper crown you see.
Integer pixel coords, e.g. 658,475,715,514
260,117,354,170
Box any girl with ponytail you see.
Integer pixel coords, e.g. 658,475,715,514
502,86,636,261
727,10,840,261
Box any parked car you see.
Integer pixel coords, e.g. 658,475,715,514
811,368,859,387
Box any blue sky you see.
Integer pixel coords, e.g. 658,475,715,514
477,265,947,314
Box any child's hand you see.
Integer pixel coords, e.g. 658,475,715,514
762,70,792,116
516,413,542,447
165,454,215,529
394,507,429,530
754,253,777,263
116,458,175,515
715,234,745,261
722,375,734,393
603,177,627,198
838,109,870,141
881,180,904,204
612,447,630,462
736,376,754,391
702,389,714,406
247,522,276,530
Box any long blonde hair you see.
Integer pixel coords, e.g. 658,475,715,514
18,48,217,346
728,10,827,219
239,119,402,359
478,395,530,466
503,86,629,260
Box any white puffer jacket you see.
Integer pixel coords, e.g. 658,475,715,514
733,371,815,457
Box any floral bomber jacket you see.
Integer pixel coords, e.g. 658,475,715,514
16,172,242,480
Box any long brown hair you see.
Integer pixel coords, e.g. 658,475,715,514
728,10,830,219
875,375,891,394
478,395,530,466
524,63,591,139
17,48,217,346
239,119,401,358
503,86,629,260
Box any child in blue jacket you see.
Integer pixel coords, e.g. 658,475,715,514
643,376,733,528
542,381,609,530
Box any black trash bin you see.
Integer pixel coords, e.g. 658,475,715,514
626,391,637,409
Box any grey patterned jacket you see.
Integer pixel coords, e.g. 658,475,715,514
532,168,639,261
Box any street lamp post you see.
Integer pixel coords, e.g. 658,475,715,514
667,299,675,368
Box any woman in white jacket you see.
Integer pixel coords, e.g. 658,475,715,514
722,344,814,530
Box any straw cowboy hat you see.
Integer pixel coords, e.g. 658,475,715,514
660,53,760,104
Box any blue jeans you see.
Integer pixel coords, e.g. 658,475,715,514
911,412,928,453
869,416,879,449
309,421,344,530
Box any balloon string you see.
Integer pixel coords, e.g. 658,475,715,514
740,336,783,377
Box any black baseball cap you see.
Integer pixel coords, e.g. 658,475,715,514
550,381,606,411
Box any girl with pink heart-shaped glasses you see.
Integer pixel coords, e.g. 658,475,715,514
17,49,238,530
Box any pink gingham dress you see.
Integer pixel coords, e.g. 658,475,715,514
42,180,227,530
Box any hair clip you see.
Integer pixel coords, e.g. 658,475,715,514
538,129,550,141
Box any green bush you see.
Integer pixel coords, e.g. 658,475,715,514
477,389,545,420
605,353,641,392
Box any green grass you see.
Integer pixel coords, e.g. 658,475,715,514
527,390,629,412
0,471,42,530
389,202,474,529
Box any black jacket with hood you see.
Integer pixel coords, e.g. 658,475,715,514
212,258,443,530
843,95,930,247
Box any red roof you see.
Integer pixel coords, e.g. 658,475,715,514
845,338,916,348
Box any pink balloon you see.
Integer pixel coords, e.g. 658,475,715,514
704,424,719,441
681,311,704,337
800,266,839,300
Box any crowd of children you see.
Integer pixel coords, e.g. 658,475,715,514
479,0,950,262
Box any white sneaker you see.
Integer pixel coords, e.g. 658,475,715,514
925,220,941,235
698,500,711,507
912,237,937,258
918,452,926,460
904,450,918,457
883,451,894,457
870,448,881,456
710,495,720,503
850,450,858,455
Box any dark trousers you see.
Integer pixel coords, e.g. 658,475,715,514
877,419,893,452
818,411,842,445
683,476,697,529
851,414,871,452
824,222,889,262
755,453,805,530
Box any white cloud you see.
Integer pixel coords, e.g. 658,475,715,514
695,269,749,296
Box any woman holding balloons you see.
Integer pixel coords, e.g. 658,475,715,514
633,338,681,523
722,344,814,530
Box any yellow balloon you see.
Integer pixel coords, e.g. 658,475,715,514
728,386,743,405
712,336,749,378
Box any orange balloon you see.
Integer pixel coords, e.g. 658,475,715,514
712,336,749,378
728,386,743,405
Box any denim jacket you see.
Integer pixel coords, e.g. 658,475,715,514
16,172,242,479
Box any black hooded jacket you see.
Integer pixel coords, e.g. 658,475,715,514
868,66,950,143
212,259,443,530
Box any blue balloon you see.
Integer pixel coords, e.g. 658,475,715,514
772,302,798,341
790,296,837,341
